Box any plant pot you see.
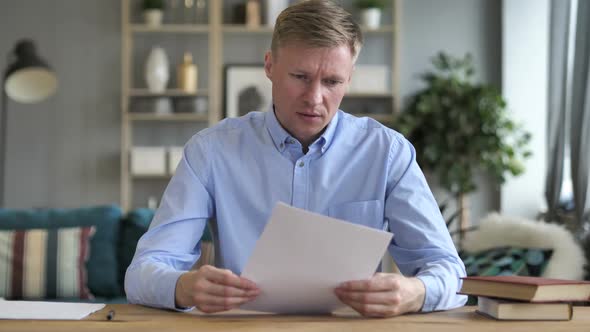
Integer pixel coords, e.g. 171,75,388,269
143,9,163,27
360,8,381,30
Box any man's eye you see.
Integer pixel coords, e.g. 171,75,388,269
291,74,307,81
324,79,341,86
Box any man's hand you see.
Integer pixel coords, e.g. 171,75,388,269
334,273,425,318
175,265,260,313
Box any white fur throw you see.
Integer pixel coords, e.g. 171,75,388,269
462,213,586,280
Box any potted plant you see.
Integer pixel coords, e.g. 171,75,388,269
142,0,165,27
395,52,532,243
355,0,387,29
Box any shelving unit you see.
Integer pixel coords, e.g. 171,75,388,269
121,0,400,211
131,24,211,33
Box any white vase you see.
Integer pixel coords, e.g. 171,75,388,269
361,8,381,30
143,9,163,27
265,0,289,27
145,47,169,93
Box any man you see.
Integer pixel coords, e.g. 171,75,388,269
125,0,467,318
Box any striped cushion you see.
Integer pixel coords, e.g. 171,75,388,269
0,227,95,299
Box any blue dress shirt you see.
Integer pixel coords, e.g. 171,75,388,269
125,109,467,311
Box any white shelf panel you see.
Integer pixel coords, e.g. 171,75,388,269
361,25,396,33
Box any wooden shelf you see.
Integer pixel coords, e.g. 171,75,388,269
220,25,395,34
131,24,210,33
132,174,172,180
222,24,274,34
127,113,209,122
129,89,209,97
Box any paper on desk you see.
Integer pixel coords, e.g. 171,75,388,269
0,299,105,320
240,202,393,314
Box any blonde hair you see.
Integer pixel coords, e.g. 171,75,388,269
270,0,363,62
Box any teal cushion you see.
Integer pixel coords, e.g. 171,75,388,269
460,247,553,277
118,208,155,289
0,205,123,298
459,247,553,304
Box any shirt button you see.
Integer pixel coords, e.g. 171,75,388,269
298,161,305,167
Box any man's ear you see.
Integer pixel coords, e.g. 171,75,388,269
264,50,273,79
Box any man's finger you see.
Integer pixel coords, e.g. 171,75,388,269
202,267,259,290
194,292,256,307
204,280,260,298
338,276,400,292
334,289,401,306
337,298,397,318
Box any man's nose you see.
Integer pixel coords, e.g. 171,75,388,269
303,81,322,106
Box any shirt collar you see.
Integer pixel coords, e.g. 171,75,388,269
318,110,339,154
265,105,292,152
265,106,340,154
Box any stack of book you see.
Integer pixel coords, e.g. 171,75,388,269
459,275,590,321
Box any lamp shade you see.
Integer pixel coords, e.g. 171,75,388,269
3,39,57,103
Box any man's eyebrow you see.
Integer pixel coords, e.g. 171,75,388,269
290,68,308,74
290,69,345,81
323,74,346,81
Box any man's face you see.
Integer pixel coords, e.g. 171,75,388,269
264,42,354,147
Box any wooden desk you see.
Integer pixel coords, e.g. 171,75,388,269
1,304,589,332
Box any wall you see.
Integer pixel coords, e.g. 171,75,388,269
0,0,121,208
0,0,501,218
400,0,502,224
500,0,549,218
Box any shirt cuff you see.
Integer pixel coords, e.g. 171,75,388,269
162,270,195,311
415,274,440,312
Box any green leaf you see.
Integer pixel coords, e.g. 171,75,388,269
393,51,532,195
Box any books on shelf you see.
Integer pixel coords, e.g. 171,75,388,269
459,275,590,302
476,296,573,321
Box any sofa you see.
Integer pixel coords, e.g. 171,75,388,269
0,205,212,303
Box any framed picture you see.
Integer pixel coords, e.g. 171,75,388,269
224,64,273,118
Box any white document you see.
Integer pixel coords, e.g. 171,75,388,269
0,299,105,320
240,202,393,314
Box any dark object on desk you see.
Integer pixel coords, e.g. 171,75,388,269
107,309,115,321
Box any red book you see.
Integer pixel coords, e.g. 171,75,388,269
459,275,590,302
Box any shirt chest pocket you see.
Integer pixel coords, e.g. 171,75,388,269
328,200,385,230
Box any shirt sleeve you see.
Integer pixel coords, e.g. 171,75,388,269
384,134,467,311
124,134,215,310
